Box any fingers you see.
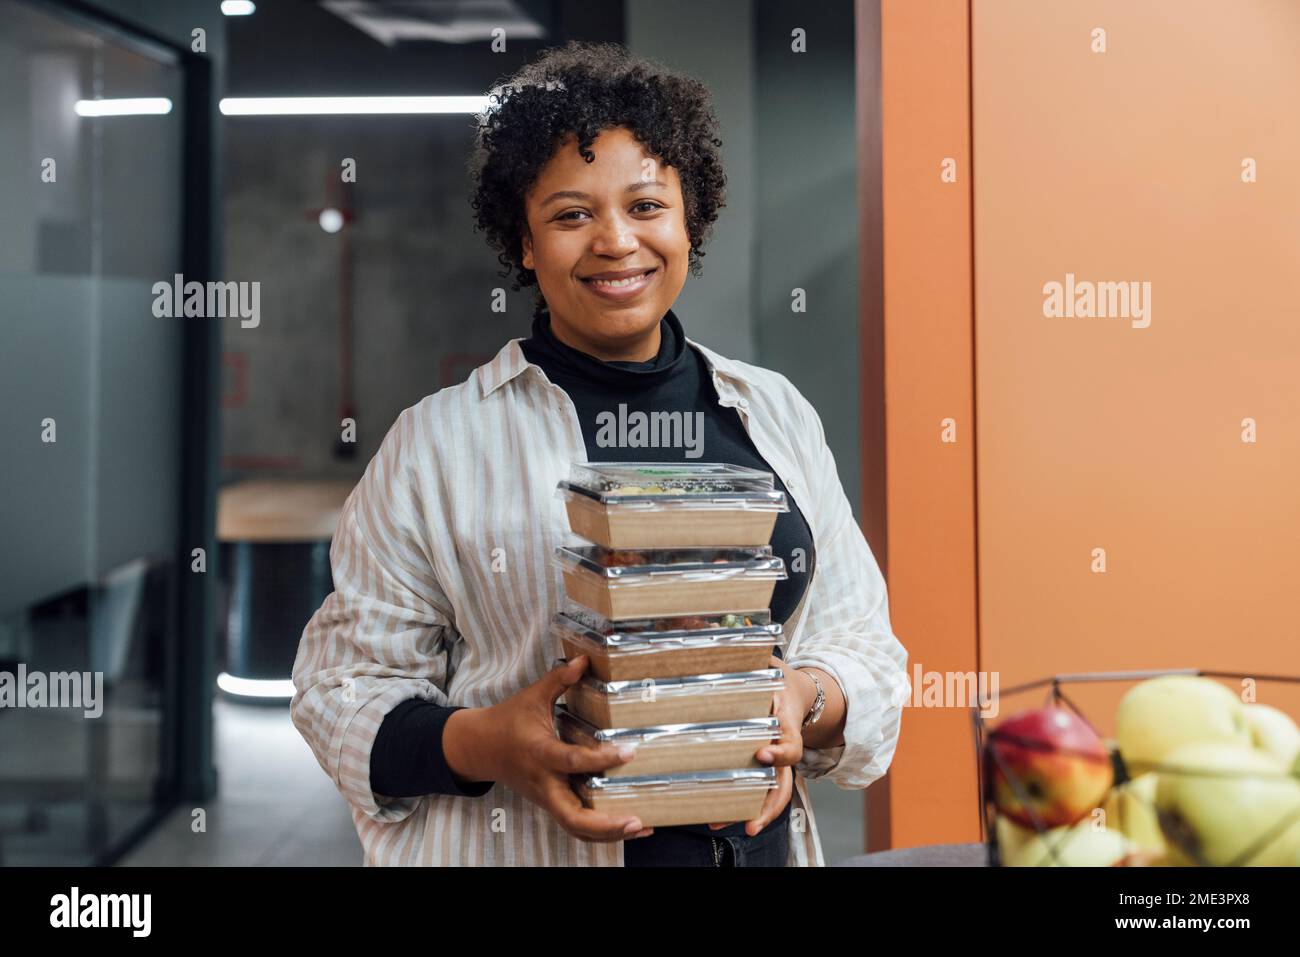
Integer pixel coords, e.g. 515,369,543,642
707,821,739,831
539,777,648,843
754,789,779,832
756,692,804,766
756,739,802,766
745,767,793,837
542,655,591,704
540,736,636,775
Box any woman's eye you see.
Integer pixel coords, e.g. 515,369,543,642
555,202,660,222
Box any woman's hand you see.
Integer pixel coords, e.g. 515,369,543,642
442,655,654,843
707,655,814,835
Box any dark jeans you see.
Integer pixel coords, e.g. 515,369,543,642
623,816,789,867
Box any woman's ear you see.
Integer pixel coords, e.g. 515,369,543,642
521,224,534,271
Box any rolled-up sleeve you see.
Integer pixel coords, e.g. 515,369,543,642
783,394,910,790
290,407,458,823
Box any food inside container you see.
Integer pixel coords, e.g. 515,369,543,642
555,706,780,777
552,604,784,681
561,668,782,727
558,462,789,548
576,767,778,828
554,544,787,620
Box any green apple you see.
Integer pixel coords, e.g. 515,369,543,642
1154,741,1300,866
1008,821,1132,867
1116,675,1252,773
1243,703,1300,771
1100,773,1165,854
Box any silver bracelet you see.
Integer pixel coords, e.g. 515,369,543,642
801,671,826,729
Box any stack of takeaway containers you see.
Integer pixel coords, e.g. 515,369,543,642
551,463,791,827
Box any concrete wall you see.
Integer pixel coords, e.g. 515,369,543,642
220,116,525,476
219,2,620,479
753,0,861,520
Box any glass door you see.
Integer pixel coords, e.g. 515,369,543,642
0,0,185,865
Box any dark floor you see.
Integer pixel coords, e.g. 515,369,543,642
118,697,361,866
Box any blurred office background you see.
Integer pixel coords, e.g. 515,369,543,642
0,0,865,865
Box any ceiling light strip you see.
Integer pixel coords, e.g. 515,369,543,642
219,96,488,116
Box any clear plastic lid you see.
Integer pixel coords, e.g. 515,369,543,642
559,463,788,511
576,668,783,701
582,766,778,793
555,706,780,746
567,462,779,492
552,603,784,652
554,545,787,584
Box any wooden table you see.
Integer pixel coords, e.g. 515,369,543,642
217,479,356,543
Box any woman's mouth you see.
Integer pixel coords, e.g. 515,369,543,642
580,268,657,300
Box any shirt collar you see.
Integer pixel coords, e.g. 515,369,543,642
475,337,532,398
476,329,750,401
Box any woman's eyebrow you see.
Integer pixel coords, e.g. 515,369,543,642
538,180,668,207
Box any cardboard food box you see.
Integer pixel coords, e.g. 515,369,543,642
576,767,777,827
555,706,779,777
562,668,782,727
557,463,788,549
551,605,783,681
554,545,786,620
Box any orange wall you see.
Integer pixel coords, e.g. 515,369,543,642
974,0,1300,732
880,0,981,847
880,0,1300,848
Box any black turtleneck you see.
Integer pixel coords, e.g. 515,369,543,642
370,308,815,853
517,307,814,626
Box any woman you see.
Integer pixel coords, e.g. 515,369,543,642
291,41,908,866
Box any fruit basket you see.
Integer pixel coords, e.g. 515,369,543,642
972,668,1300,867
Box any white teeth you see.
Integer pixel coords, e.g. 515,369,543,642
588,270,651,288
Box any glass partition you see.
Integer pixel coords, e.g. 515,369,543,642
0,0,183,865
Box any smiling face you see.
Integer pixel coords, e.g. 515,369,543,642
521,125,690,361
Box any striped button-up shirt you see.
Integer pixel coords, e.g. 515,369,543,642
291,334,910,866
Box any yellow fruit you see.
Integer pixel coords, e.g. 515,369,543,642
1100,773,1166,854
1116,675,1252,773
995,814,1037,862
1243,703,1300,770
1009,821,1132,867
1154,741,1300,866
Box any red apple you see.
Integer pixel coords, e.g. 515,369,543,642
987,705,1114,829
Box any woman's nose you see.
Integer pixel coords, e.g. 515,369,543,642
590,214,638,257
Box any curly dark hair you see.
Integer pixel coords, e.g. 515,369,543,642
468,41,727,316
